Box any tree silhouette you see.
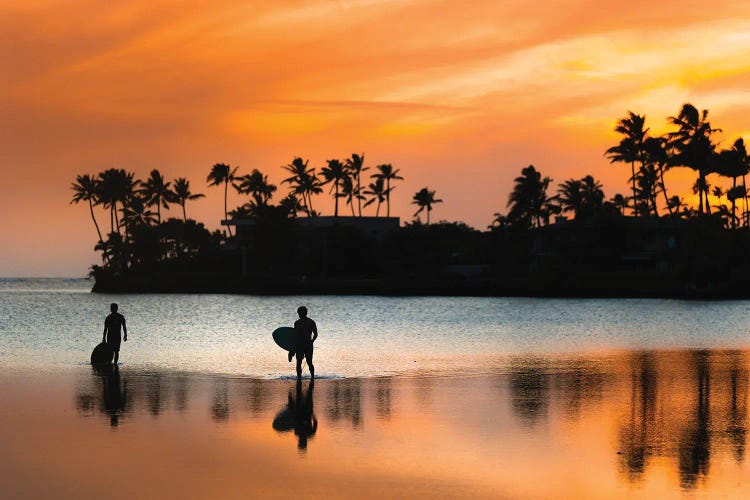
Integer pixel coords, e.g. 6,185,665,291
507,165,552,228
339,175,360,216
282,157,322,217
643,136,672,216
345,153,368,216
606,112,649,217
70,174,106,254
98,169,136,235
320,159,347,217
140,169,174,224
363,177,387,216
412,187,442,224
668,103,721,214
609,193,630,216
173,177,205,222
715,139,750,228
207,163,238,236
372,164,403,217
234,169,277,213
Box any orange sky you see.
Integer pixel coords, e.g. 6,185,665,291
3,0,750,276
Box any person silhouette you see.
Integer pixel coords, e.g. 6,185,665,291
103,303,127,364
293,380,317,451
293,306,318,379
272,380,317,452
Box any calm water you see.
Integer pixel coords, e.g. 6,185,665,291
2,278,750,377
3,279,750,497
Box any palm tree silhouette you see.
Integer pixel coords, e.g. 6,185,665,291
140,169,174,224
233,169,277,214
633,164,660,216
345,153,368,216
606,111,649,217
610,193,630,216
339,175,359,216
173,178,205,222
320,159,347,217
643,136,672,215
668,103,721,214
70,174,106,251
507,165,552,228
207,163,238,235
122,195,157,228
411,187,442,224
716,138,750,228
557,179,583,218
282,157,323,217
363,177,387,216
278,193,304,219
372,164,403,217
98,169,136,235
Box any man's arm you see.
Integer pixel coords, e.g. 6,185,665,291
311,320,318,343
122,316,128,342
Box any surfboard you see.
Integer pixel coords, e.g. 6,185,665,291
90,342,114,365
272,326,296,352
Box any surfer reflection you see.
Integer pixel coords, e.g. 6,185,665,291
272,380,317,451
96,364,128,428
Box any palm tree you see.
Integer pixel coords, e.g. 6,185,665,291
339,175,359,216
207,163,238,235
633,164,660,216
363,177,388,216
557,179,583,218
372,164,403,217
412,187,443,224
606,111,649,217
70,174,106,249
282,157,322,217
609,194,630,216
97,168,136,235
140,169,174,224
643,136,672,215
121,195,158,228
345,153,368,216
320,159,347,217
233,169,277,213
507,165,552,228
668,103,721,214
716,138,750,228
173,178,205,222
489,212,511,230
278,194,304,219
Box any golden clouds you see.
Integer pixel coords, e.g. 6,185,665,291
3,0,750,274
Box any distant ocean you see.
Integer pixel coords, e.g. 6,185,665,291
2,278,750,378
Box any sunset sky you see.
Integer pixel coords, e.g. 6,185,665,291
3,0,750,276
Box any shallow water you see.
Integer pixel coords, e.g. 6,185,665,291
4,279,750,497
3,278,750,378
2,351,749,498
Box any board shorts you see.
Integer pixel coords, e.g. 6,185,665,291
295,342,313,360
107,340,121,352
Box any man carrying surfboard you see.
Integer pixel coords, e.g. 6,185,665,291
103,303,127,364
293,306,318,379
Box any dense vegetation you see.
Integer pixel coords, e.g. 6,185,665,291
72,103,750,296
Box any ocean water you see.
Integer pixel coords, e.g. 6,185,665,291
2,278,750,378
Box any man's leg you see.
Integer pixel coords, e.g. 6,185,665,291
306,346,314,379
295,353,303,379
113,349,119,364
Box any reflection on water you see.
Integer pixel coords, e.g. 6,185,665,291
68,349,750,495
273,380,317,452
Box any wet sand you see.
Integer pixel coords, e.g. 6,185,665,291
2,350,750,498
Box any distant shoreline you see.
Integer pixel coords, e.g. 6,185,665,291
90,272,750,300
